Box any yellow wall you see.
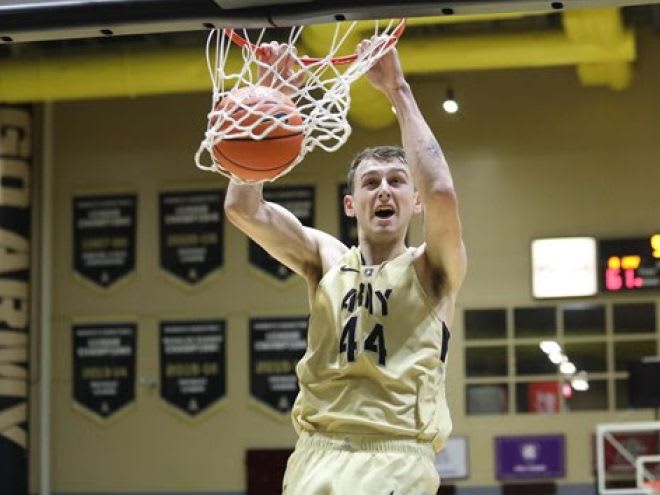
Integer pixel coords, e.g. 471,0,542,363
37,29,660,493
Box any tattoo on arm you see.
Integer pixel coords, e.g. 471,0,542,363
426,138,442,159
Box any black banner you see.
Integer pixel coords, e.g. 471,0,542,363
72,323,136,419
159,190,224,285
0,105,31,495
338,183,358,247
248,186,314,281
73,194,136,288
159,320,226,417
249,317,307,414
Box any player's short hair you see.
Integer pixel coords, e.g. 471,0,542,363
346,146,407,193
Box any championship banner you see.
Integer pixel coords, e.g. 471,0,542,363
0,105,31,495
72,323,136,420
248,186,314,281
159,320,226,417
338,183,358,247
159,190,224,286
249,317,307,416
73,194,136,288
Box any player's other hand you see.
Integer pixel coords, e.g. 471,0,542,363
358,37,406,95
257,41,305,94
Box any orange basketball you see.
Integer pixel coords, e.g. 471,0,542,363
212,86,304,181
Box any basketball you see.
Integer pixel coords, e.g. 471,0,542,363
211,86,304,182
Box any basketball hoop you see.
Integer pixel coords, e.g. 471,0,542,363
195,19,406,183
224,21,406,66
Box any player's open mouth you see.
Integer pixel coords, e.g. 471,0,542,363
374,206,395,218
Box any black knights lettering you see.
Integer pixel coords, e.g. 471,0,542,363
341,284,391,316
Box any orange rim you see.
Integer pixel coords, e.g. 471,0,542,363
224,19,406,66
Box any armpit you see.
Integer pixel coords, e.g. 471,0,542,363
413,248,448,300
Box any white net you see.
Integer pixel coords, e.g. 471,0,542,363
194,20,405,183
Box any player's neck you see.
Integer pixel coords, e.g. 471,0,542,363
358,240,407,266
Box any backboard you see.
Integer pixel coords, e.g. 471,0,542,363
1,0,660,43
597,422,660,495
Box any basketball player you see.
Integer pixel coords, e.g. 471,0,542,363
224,39,467,495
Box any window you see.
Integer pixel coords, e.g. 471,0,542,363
563,342,607,373
615,379,630,410
614,340,658,371
515,345,557,375
465,346,508,377
465,308,507,340
563,303,605,336
464,301,658,416
466,384,508,414
565,380,608,411
613,303,656,334
514,307,556,338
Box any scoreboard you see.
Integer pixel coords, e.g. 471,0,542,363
599,234,660,292
532,234,660,298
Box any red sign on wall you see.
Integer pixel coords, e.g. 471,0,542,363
528,382,560,413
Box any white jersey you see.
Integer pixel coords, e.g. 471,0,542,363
292,246,452,452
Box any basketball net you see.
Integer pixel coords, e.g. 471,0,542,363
194,20,405,183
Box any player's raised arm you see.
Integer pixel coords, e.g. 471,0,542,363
360,40,467,292
224,181,344,283
224,42,346,284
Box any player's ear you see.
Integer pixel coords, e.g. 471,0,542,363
344,194,356,217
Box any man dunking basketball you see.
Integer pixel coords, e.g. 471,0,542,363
224,38,467,495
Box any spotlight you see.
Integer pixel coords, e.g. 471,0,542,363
560,361,576,375
540,340,561,355
442,88,459,114
548,351,564,364
571,371,590,391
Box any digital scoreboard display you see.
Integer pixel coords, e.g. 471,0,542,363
599,234,660,292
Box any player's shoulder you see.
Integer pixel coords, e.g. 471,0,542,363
410,243,428,265
302,227,349,282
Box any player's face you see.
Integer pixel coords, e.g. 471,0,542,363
344,158,420,240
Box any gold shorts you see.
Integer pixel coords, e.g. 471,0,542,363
282,431,440,495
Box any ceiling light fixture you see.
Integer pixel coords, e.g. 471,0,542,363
571,371,590,391
548,351,564,364
442,87,459,114
540,340,561,354
560,361,577,375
